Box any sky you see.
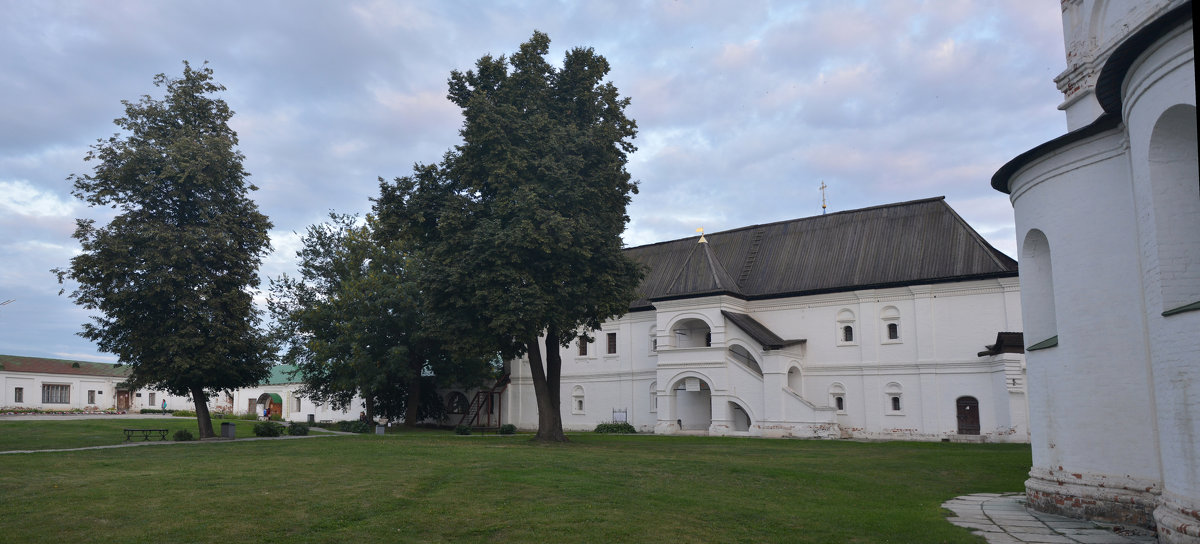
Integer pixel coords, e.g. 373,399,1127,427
0,1,1068,363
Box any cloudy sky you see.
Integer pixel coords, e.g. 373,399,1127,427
1,1,1067,363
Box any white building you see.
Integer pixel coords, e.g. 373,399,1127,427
991,1,1196,541
503,197,1029,442
0,355,362,423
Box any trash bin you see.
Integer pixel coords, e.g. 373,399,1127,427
221,422,236,439
375,425,386,435
307,414,315,424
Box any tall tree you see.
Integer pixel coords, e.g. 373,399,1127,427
376,32,643,441
268,213,492,425
55,62,273,438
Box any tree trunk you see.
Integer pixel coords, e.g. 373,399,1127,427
527,335,566,442
403,358,422,428
191,386,215,438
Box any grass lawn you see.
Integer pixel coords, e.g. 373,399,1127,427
0,421,1030,543
0,417,266,451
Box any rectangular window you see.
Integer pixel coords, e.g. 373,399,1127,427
42,384,70,404
88,390,96,404
14,387,23,403
578,337,588,356
149,392,156,405
293,397,301,411
606,332,617,355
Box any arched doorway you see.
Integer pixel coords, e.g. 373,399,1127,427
672,376,712,431
956,396,980,435
256,393,282,419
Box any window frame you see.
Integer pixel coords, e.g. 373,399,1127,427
606,332,617,355
42,383,70,404
14,387,23,404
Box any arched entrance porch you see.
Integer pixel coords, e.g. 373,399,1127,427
667,375,712,433
254,392,282,419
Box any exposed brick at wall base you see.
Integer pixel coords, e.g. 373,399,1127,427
1025,470,1161,530
1156,492,1200,544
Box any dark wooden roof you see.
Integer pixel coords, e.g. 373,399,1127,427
626,197,1017,308
721,311,806,351
977,332,1025,357
0,354,129,377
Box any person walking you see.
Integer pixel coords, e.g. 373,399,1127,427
161,398,167,414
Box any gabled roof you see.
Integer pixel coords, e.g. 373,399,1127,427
0,354,129,378
721,311,806,351
662,239,743,298
626,197,1017,307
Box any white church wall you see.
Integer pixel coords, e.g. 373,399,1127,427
1010,130,1163,488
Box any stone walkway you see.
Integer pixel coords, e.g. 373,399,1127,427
943,493,1158,543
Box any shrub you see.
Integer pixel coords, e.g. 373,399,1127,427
593,422,637,434
499,424,517,435
172,429,195,441
454,425,472,435
172,409,196,417
287,422,310,436
253,421,284,437
336,420,372,434
140,408,167,414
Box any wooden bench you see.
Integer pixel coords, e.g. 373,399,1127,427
123,429,168,441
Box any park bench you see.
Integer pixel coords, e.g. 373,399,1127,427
123,428,168,441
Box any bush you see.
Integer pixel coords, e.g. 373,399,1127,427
336,420,372,434
172,409,195,417
172,429,195,441
593,422,637,434
140,408,168,414
287,422,310,436
253,421,284,437
454,425,472,435
499,424,517,435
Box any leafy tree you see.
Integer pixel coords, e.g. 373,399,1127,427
55,62,273,438
268,213,491,426
376,32,643,441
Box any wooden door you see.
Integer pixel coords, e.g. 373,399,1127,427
956,396,980,435
117,390,130,410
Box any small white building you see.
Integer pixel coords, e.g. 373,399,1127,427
0,356,363,423
991,1,1196,540
503,197,1029,442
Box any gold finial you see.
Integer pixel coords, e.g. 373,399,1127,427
696,227,707,244
820,181,828,215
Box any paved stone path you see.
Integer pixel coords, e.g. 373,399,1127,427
943,493,1158,543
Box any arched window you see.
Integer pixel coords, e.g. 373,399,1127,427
836,309,857,346
649,381,657,413
787,366,803,392
880,306,901,343
1021,230,1058,349
829,382,846,413
1149,105,1200,314
884,382,903,414
571,386,585,415
446,392,469,414
728,344,763,376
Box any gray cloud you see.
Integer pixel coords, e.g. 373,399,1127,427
0,0,1065,361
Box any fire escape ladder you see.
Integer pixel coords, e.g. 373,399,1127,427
457,373,511,429
738,228,766,288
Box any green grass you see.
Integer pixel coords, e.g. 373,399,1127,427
0,422,1030,543
0,418,266,450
